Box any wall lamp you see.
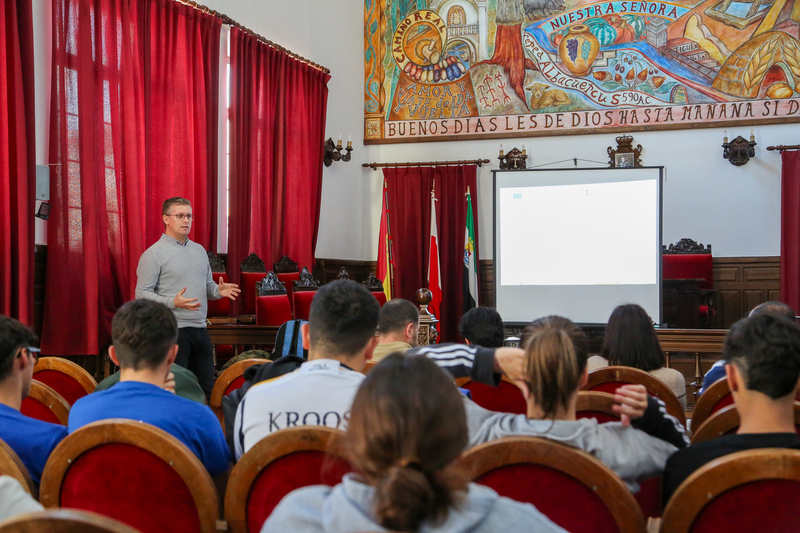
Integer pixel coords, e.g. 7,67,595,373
722,130,756,166
324,134,353,167
498,144,528,170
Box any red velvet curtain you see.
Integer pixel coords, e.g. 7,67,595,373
780,151,800,313
0,0,35,324
228,28,330,309
384,166,479,343
43,0,220,355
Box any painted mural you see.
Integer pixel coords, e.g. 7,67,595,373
364,0,800,142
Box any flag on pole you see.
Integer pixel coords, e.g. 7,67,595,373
428,189,442,320
377,180,393,301
463,187,478,312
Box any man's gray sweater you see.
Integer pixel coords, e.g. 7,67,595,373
135,234,221,328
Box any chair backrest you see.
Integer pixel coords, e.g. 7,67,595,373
662,239,713,290
209,359,268,425
0,509,143,533
39,420,219,533
240,253,267,315
0,438,36,496
293,290,316,321
362,360,377,374
576,391,620,423
207,271,231,318
21,380,70,425
585,366,686,426
225,427,352,533
33,357,97,406
454,377,527,414
255,294,293,327
661,449,800,533
691,403,800,445
691,377,733,432
456,436,646,533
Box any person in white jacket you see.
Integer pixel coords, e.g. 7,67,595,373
261,354,567,533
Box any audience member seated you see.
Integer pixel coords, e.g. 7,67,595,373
68,300,230,476
465,316,688,491
94,363,205,404
371,298,419,362
700,301,796,394
233,281,528,460
261,354,567,533
0,316,67,484
662,313,800,502
0,476,43,522
588,304,687,410
459,307,505,347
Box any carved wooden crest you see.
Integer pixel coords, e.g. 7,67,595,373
293,266,320,292
362,273,383,292
241,253,266,272
608,135,643,168
273,255,299,273
337,267,351,280
207,251,225,273
663,238,712,254
256,271,287,295
499,147,527,170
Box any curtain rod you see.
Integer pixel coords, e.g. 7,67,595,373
767,145,800,152
362,159,491,171
173,0,330,74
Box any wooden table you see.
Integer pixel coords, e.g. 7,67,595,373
208,325,279,357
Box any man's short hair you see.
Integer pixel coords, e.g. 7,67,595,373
749,301,796,321
459,307,505,347
724,313,800,399
309,280,379,357
162,197,191,216
112,300,178,371
378,299,419,336
0,316,37,381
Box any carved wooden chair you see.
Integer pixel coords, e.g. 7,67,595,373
0,509,142,533
661,449,800,533
662,238,715,329
292,266,320,321
21,380,70,426
0,438,36,497
690,378,733,433
691,403,800,444
39,420,220,533
225,427,352,533
255,272,293,329
274,255,300,316
456,436,646,533
33,357,97,406
240,253,267,317
584,366,686,427
363,273,387,307
454,376,527,414
209,359,268,426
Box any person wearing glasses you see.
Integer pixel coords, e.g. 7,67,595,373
0,316,67,485
136,197,240,399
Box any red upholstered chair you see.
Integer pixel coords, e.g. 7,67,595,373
274,255,300,316
255,272,293,327
21,380,70,426
209,359,268,426
690,378,733,433
292,266,320,321
225,427,352,533
0,438,36,496
207,251,231,319
363,273,387,307
39,420,219,533
662,238,715,328
585,366,686,427
454,376,527,414
456,436,646,533
33,357,97,406
660,449,800,533
691,403,800,444
240,253,267,317
0,509,142,533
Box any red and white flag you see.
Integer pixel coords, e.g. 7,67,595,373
428,192,442,321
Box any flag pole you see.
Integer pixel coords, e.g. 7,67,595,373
383,179,395,298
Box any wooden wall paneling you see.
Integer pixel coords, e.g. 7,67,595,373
479,260,494,308
314,258,377,286
712,257,780,329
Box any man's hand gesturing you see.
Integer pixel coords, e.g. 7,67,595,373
174,287,201,310
218,277,241,300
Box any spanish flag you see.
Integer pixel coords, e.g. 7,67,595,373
377,180,392,301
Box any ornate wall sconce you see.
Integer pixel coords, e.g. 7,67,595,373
498,144,527,170
324,134,353,167
722,130,756,166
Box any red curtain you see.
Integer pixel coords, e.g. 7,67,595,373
384,166,479,343
43,0,220,355
0,0,35,324
781,151,800,313
228,28,330,308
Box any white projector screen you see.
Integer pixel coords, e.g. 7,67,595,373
493,167,663,325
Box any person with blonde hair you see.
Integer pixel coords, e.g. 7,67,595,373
262,354,567,533
466,316,688,490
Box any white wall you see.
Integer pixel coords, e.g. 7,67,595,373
31,0,786,258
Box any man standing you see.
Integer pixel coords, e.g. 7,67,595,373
136,197,240,398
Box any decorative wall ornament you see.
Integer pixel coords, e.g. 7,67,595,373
498,145,528,170
293,266,320,291
257,271,287,295
722,130,757,166
323,137,354,167
608,135,643,167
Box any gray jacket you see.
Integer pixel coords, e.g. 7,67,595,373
464,398,677,491
261,474,567,533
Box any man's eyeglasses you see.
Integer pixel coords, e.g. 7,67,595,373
25,346,40,362
167,214,194,221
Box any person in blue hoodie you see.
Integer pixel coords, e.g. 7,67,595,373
261,353,567,533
